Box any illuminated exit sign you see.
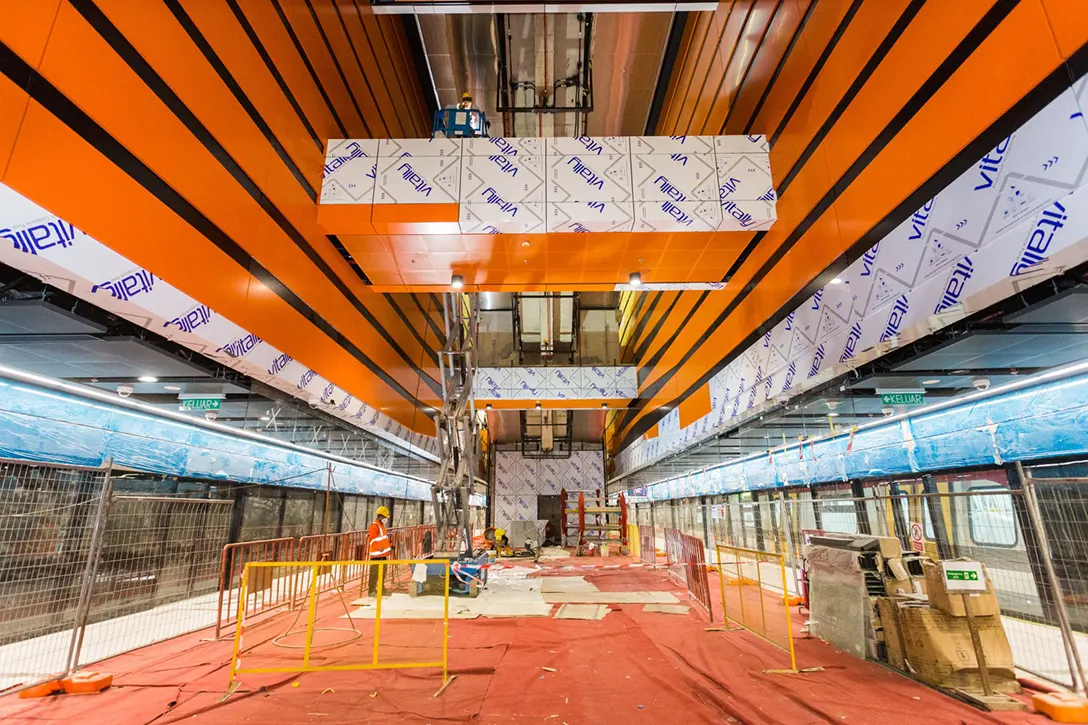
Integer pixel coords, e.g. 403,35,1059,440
879,391,925,406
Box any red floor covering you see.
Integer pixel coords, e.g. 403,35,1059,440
0,558,1052,725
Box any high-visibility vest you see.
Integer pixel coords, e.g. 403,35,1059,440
368,519,391,558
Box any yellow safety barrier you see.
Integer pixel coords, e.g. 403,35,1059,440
715,544,798,672
229,559,450,687
626,524,640,560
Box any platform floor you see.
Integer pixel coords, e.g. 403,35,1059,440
0,558,1051,724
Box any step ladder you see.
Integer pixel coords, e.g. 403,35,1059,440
560,488,628,556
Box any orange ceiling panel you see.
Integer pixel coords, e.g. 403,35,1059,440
612,0,1088,454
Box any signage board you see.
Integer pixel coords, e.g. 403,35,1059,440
178,397,222,412
941,560,987,592
880,392,926,406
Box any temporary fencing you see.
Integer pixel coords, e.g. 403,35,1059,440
215,524,437,639
638,524,655,567
715,543,798,672
0,459,232,695
662,528,713,617
229,559,449,687
626,523,640,560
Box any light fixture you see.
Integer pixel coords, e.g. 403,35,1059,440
628,272,642,287
163,384,181,392
259,416,270,421
535,402,542,410
485,403,493,410
921,379,941,385
601,403,608,409
451,274,464,289
830,277,843,285
137,376,158,383
828,412,840,417
521,241,530,247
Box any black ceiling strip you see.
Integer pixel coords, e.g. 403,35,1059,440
768,0,862,148
644,11,688,135
326,233,371,284
299,0,374,136
627,291,664,353
223,0,323,152
161,0,317,202
776,0,925,198
618,291,649,344
412,294,446,345
743,0,817,134
428,293,445,321
614,289,708,434
270,0,350,138
631,291,682,363
72,0,438,396
384,293,439,366
615,0,1020,450
622,38,1076,453
719,0,785,134
693,0,758,136
0,39,431,410
327,0,393,137
399,14,438,119
722,0,922,284
680,4,737,136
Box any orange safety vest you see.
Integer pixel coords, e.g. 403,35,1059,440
367,518,391,558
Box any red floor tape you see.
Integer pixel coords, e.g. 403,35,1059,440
0,560,1050,724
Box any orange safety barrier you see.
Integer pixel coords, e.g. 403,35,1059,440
216,537,296,638
216,526,438,638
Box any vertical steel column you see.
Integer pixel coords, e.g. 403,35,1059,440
65,459,114,675
1019,462,1087,694
779,492,801,596
888,481,911,548
851,479,871,535
921,474,954,560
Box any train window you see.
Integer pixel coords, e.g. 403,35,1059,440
968,486,1018,547
898,498,936,540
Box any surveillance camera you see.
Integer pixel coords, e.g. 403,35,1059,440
826,400,838,411
882,406,894,417
309,399,320,409
205,410,218,421
973,377,991,391
117,384,133,398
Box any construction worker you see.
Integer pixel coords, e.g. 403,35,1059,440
457,91,474,110
367,505,392,597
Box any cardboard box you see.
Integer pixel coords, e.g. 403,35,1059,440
924,560,1000,617
873,536,903,559
876,597,908,669
897,602,1019,693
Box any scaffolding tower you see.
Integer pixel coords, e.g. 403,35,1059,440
560,488,628,556
432,292,480,554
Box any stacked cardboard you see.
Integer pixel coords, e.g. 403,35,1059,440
874,560,1017,694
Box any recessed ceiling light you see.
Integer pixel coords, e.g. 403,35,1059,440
830,277,843,285
827,412,840,417
628,272,642,287
601,403,608,409
535,402,542,410
485,403,493,410
451,274,464,289
259,416,270,421
163,384,181,392
521,241,530,247
921,379,941,385
138,376,158,383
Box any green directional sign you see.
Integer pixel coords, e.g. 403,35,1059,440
880,392,925,406
945,569,980,582
179,397,222,412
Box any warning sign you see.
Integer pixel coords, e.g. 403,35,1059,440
909,521,925,553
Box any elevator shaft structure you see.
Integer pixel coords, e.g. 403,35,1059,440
432,292,480,554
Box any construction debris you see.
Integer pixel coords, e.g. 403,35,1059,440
554,603,611,620
643,604,691,615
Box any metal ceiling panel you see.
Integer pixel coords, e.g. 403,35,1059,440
586,12,672,135
0,300,107,336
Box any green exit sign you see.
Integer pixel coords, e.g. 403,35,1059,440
941,561,986,592
179,397,222,411
881,392,925,406
945,569,979,582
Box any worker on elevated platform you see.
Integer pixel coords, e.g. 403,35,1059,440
457,91,475,110
367,505,392,597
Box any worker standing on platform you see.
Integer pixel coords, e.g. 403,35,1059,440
367,505,392,597
457,91,475,109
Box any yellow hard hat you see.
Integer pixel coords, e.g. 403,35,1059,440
495,528,506,539
462,92,472,100
375,505,390,518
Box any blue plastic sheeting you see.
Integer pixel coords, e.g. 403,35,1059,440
641,369,1088,501
0,377,432,500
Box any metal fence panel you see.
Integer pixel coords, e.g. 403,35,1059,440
0,460,110,693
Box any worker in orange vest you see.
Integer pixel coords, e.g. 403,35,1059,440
367,505,392,597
